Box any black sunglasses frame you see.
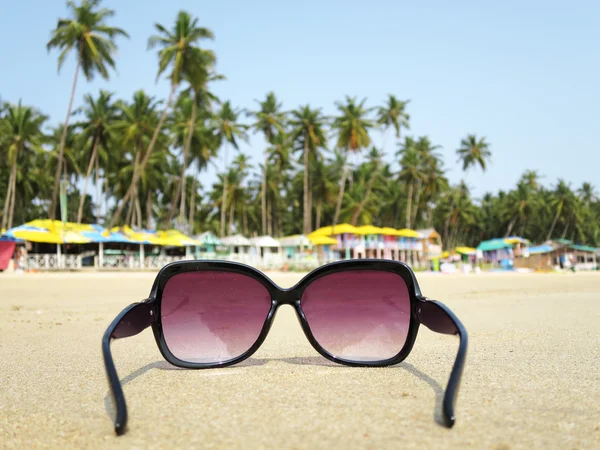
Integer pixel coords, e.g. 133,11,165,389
103,259,468,436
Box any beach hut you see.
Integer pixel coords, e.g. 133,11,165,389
477,238,514,268
279,235,312,260
249,236,283,268
514,244,554,271
194,231,223,258
568,244,598,270
415,229,442,264
221,234,252,263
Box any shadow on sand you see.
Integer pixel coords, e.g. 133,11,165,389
104,356,445,427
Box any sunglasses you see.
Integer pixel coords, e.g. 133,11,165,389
102,259,468,435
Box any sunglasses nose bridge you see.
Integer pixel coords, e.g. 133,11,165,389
272,288,299,306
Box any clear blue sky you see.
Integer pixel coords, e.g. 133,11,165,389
1,0,599,198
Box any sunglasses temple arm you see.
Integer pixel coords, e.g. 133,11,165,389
101,301,155,436
416,299,468,428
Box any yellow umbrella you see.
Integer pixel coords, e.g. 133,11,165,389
62,231,91,244
396,228,423,238
354,225,383,235
309,223,358,236
154,230,203,247
380,227,400,236
455,246,476,255
27,219,95,232
309,235,338,245
12,229,64,244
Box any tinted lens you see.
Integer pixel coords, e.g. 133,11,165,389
301,270,411,361
161,271,271,363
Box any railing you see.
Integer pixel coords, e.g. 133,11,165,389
25,254,82,270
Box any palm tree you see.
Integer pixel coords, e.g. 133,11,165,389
0,102,47,230
265,131,292,234
168,90,219,227
350,147,383,225
311,156,337,230
47,0,128,219
110,10,214,226
396,137,423,229
456,134,492,172
113,90,164,225
213,101,248,236
410,136,442,227
578,182,597,206
250,92,286,234
331,96,373,229
376,95,410,144
175,63,222,227
289,105,328,234
546,179,574,240
73,90,118,223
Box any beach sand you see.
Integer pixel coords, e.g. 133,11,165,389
1,271,599,449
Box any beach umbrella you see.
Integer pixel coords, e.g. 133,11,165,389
4,224,64,244
309,235,338,246
154,230,203,247
454,246,476,255
380,227,401,236
396,228,422,238
354,225,383,235
309,223,358,236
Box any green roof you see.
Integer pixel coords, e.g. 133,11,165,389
554,238,573,245
477,238,514,252
569,244,598,252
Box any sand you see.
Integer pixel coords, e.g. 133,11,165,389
1,270,599,449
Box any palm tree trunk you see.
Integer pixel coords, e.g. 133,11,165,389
243,205,249,236
135,196,142,229
125,187,135,227
103,174,109,224
351,168,379,226
546,203,563,241
303,138,310,234
110,81,177,227
188,165,198,231
143,191,151,229
427,204,434,227
166,179,183,225
411,178,422,228
332,151,349,229
77,136,99,223
262,129,270,234
220,142,229,236
228,201,235,235
316,199,323,230
561,221,570,239
267,198,272,236
2,163,15,230
179,98,197,225
405,181,414,229
50,53,81,220
504,215,517,237
443,194,456,246
7,163,18,230
95,149,101,221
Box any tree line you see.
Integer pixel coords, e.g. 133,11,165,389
1,1,599,249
